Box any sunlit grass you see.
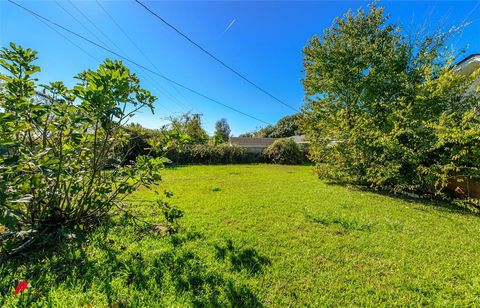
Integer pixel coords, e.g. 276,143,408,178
2,164,480,306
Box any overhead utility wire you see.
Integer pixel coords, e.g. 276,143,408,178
94,1,213,127
8,0,271,125
66,0,185,113
34,8,176,114
61,1,236,123
94,0,195,112
32,14,100,63
54,0,106,47
69,0,128,57
96,0,196,111
54,1,176,114
134,0,299,112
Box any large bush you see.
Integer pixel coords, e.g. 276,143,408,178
301,3,480,195
161,112,209,148
262,138,306,165
0,43,171,254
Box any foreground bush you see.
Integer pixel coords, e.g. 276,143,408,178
0,43,170,255
263,138,307,165
301,3,480,196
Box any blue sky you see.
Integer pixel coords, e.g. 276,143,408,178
1,1,479,135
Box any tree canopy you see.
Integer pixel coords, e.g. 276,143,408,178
300,3,480,195
213,118,231,144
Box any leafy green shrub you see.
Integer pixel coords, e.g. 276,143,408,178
263,138,306,165
300,3,480,195
118,123,163,164
0,43,170,255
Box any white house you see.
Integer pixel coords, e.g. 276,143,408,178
229,135,308,153
455,54,480,94
455,54,480,75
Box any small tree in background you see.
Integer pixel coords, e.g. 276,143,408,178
162,112,209,148
213,118,231,144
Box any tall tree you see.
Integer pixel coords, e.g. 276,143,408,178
214,118,231,143
163,112,209,147
300,2,480,194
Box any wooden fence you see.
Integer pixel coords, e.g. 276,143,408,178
445,173,480,199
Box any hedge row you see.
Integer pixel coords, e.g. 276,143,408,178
165,144,262,164
164,141,308,165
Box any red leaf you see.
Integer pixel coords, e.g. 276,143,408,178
13,280,30,295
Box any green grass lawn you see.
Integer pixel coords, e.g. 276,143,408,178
2,164,480,306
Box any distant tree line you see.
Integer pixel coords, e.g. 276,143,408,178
239,114,301,138
120,112,307,165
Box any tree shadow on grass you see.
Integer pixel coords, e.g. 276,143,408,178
214,239,271,275
0,221,264,307
303,211,374,233
324,181,480,218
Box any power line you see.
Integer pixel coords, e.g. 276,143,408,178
7,0,271,126
65,0,187,114
56,0,177,112
134,0,299,112
35,9,176,115
69,0,127,58
32,14,100,63
94,0,197,113
96,0,158,73
54,0,107,48
61,0,225,124
55,0,180,113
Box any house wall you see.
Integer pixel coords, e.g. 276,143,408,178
244,147,266,154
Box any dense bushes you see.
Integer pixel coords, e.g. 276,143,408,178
166,144,263,164
263,138,307,165
114,119,310,166
164,140,309,165
301,3,480,196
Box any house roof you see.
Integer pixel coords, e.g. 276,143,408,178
229,137,278,148
455,54,480,76
455,54,480,67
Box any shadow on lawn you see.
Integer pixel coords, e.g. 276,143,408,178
214,239,271,275
325,181,480,218
0,222,265,307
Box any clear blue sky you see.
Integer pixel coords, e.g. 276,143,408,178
1,1,479,135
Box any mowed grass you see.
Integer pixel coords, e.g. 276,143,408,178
2,164,480,306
